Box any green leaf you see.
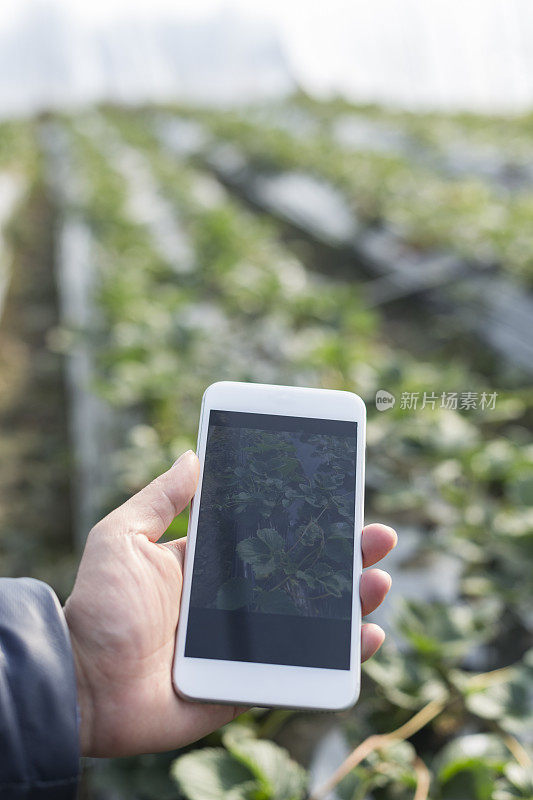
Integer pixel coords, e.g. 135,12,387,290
436,734,515,800
333,493,356,519
296,569,316,588
377,739,417,768
436,734,510,785
284,488,300,500
237,533,280,579
171,748,256,800
237,536,270,563
439,763,494,800
299,521,322,547
363,644,448,708
222,723,257,748
256,588,299,614
397,598,501,662
507,472,533,506
252,558,277,580
323,572,352,595
329,521,353,539
216,578,252,610
494,764,533,799
463,650,533,735
325,534,353,564
353,739,417,792
256,528,285,552
310,563,332,580
222,728,307,800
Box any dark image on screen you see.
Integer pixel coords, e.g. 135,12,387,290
185,410,357,669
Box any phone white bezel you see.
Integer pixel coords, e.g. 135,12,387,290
173,381,366,710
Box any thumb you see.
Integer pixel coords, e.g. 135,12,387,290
95,450,200,542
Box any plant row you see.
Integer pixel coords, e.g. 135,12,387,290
165,103,533,289
55,110,532,800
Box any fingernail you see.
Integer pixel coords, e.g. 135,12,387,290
173,449,194,467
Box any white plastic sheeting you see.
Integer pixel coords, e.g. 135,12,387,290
0,172,25,319
40,123,119,547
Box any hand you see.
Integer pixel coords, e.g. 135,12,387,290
65,451,397,758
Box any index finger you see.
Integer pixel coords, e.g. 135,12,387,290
94,450,200,542
362,523,397,568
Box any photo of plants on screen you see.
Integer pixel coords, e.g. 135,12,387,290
190,413,357,620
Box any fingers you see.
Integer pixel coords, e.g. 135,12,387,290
361,622,385,662
360,529,394,663
362,523,397,568
360,568,391,616
163,536,187,567
95,451,200,542
172,700,247,749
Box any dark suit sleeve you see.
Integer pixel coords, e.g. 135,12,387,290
0,578,80,799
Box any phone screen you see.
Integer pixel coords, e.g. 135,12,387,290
185,410,357,670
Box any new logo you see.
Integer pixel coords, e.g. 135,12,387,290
375,390,396,411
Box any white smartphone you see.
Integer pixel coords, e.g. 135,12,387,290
173,381,366,710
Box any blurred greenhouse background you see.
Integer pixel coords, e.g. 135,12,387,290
0,1,532,799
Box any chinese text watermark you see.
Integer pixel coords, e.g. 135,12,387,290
375,390,498,412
